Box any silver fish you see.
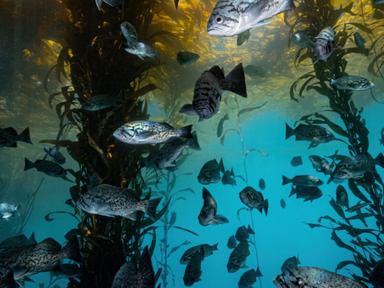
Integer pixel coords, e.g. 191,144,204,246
314,27,336,61
113,121,193,145
0,203,18,220
77,184,162,220
273,267,367,288
198,188,229,226
180,64,247,121
0,127,31,148
331,75,374,91
207,0,294,36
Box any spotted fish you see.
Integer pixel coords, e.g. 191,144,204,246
331,75,374,91
180,64,247,121
207,0,294,37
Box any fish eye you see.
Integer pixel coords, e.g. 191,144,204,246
216,16,223,24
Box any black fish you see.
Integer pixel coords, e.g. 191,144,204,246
44,147,66,165
309,155,333,175
180,64,247,121
258,178,266,190
183,253,203,286
180,243,218,264
336,185,349,208
24,158,67,178
285,123,335,148
112,247,155,288
281,256,300,273
282,175,323,187
227,235,237,249
217,114,229,138
280,199,286,209
198,188,229,226
239,186,268,215
222,169,236,186
227,241,250,273
0,127,31,148
370,259,384,288
177,51,200,65
290,185,323,202
238,267,263,288
0,265,16,288
235,225,255,242
290,156,303,167
198,159,225,185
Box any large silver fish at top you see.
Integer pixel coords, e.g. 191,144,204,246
207,0,295,36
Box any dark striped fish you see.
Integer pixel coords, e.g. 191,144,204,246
180,64,247,121
207,0,294,37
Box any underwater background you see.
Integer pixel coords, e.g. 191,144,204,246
0,0,384,287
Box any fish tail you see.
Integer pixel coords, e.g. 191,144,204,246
282,175,291,186
263,199,269,215
376,153,384,168
24,158,35,171
213,242,219,250
223,63,247,98
62,236,81,262
285,123,295,139
145,197,162,220
213,215,229,224
179,104,197,116
189,132,201,150
178,125,193,139
18,127,32,144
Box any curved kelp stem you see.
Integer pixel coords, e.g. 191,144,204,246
287,0,384,285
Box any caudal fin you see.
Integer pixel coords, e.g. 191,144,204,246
62,236,81,262
282,175,292,186
223,63,247,98
18,127,32,144
263,199,269,215
146,197,162,220
179,125,193,139
180,104,197,116
24,158,35,171
285,123,295,140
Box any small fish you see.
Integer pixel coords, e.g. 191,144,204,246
180,243,218,264
113,121,193,145
82,94,122,112
198,159,225,185
235,225,255,242
331,75,374,91
198,188,229,226
285,123,335,148
180,64,247,121
227,235,237,249
336,185,349,208
238,267,263,288
0,203,19,220
183,253,203,286
222,169,237,186
227,241,250,273
237,30,250,46
354,32,367,53
290,185,323,202
281,256,300,272
244,65,267,78
258,178,266,190
309,155,333,175
177,51,200,65
0,127,31,148
217,114,229,138
239,186,268,215
77,184,162,220
273,267,366,288
314,27,336,61
44,147,66,165
282,175,323,187
207,0,295,36
280,199,286,209
290,156,303,167
24,158,67,178
291,31,313,48
95,0,122,10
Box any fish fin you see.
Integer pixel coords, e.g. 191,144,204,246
126,211,137,221
18,127,32,144
282,175,291,186
209,65,225,80
189,132,201,150
263,199,269,215
145,197,162,219
255,267,263,277
285,123,295,139
179,104,197,116
179,125,193,139
213,243,219,250
222,63,247,98
24,158,35,171
375,153,384,168
213,215,229,224
95,0,103,10
62,235,81,262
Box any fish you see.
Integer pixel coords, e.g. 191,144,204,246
273,266,367,288
180,63,247,121
281,256,300,272
282,175,323,187
258,178,266,190
183,253,203,286
370,259,384,288
314,27,336,61
235,225,255,242
290,185,323,202
354,32,367,53
77,184,162,220
180,243,218,264
291,31,313,48
198,159,225,185
336,185,349,208
95,0,122,10
222,169,237,186
144,134,200,169
44,147,66,165
113,121,193,145
207,0,295,37
177,51,200,65
0,203,19,220
112,247,155,288
309,155,333,175
82,94,122,112
217,114,229,138
120,21,138,47
331,75,374,91
198,188,229,226
239,186,268,215
24,158,67,178
285,123,335,148
0,127,31,148
290,156,303,167
227,235,237,249
227,241,250,273
0,234,80,281
244,65,267,78
0,265,16,288
238,267,263,288
280,199,286,208
237,30,250,46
